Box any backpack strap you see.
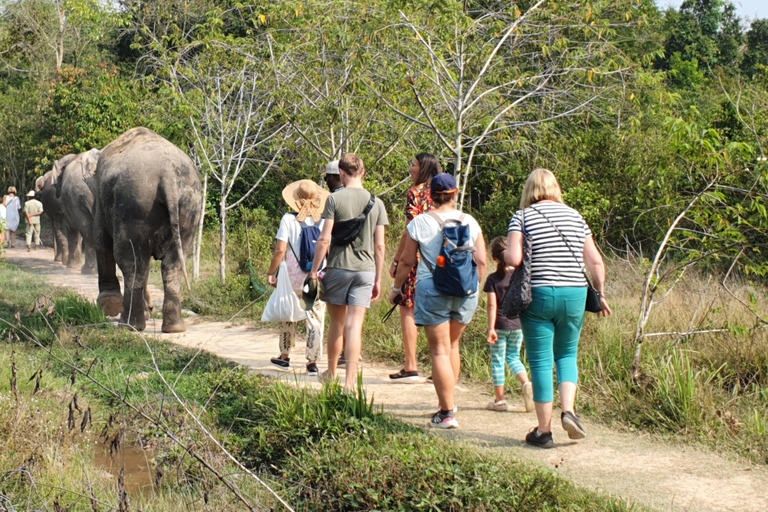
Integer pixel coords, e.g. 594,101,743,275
362,193,375,216
426,211,444,228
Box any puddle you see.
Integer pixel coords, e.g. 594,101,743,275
93,438,155,497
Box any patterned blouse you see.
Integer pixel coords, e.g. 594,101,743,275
406,182,432,221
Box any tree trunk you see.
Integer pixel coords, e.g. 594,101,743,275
219,195,227,284
56,1,65,74
193,173,208,280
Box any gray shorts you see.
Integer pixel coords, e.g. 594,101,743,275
321,268,376,308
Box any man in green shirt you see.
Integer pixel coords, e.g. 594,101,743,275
23,190,44,251
310,153,388,391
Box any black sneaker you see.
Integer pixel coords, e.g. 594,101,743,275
561,411,586,439
338,354,346,366
270,356,290,370
429,410,458,429
389,369,419,381
306,362,318,376
525,427,554,448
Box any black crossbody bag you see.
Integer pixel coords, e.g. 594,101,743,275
529,206,603,314
331,193,376,246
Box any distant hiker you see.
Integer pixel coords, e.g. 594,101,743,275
391,173,486,429
320,160,347,366
321,160,344,193
484,236,533,412
0,195,6,245
23,190,43,251
4,187,21,248
265,180,330,376
506,168,612,448
389,153,441,383
310,153,388,391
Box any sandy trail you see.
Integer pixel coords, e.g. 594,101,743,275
5,245,768,512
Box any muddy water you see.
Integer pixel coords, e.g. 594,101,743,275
93,439,155,497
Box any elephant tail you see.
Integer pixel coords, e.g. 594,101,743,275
164,176,195,300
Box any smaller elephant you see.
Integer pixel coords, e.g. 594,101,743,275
95,127,201,333
54,149,101,274
36,155,83,267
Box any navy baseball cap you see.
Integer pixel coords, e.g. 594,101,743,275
430,173,458,195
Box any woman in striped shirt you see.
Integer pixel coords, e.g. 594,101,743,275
505,168,612,448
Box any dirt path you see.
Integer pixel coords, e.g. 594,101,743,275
5,245,768,512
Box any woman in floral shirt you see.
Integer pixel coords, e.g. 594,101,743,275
389,153,442,381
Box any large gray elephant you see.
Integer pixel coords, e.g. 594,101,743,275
36,154,83,267
94,127,201,333
54,149,100,274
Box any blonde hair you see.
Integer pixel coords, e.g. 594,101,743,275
519,168,563,209
7,186,16,195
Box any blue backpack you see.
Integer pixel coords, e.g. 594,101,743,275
422,212,479,297
290,216,322,272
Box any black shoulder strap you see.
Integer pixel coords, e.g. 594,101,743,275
362,193,375,216
529,205,593,287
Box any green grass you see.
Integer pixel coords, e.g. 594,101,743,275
0,258,638,511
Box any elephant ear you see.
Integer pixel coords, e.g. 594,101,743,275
81,148,101,178
35,175,46,192
51,153,77,183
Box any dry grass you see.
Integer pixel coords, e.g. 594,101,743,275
578,258,768,463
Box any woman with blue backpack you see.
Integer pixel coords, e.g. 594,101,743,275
266,179,329,376
390,174,487,429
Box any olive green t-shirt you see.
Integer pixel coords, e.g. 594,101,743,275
23,199,43,224
322,187,389,272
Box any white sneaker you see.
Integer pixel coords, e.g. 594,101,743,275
429,410,458,429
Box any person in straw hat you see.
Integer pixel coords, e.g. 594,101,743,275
265,179,330,376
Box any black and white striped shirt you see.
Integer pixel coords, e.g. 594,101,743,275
508,202,592,287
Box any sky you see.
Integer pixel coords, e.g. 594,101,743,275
656,0,763,20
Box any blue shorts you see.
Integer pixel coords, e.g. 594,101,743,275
414,277,478,326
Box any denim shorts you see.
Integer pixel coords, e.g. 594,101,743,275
320,268,376,308
414,277,478,326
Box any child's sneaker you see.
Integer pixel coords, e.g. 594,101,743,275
317,370,336,385
429,410,458,429
561,411,586,439
525,427,554,448
486,399,509,412
522,382,535,412
306,362,319,376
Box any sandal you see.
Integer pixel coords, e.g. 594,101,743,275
486,399,509,412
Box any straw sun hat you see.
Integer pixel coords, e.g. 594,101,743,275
281,179,330,223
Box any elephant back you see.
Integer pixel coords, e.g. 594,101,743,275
96,127,202,253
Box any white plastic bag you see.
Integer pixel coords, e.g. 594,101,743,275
261,261,307,323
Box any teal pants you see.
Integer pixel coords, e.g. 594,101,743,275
519,286,587,402
490,329,526,386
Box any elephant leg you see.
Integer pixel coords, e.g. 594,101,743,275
67,231,84,268
144,287,154,321
160,254,186,333
117,240,151,332
81,242,98,275
52,221,65,262
94,219,122,317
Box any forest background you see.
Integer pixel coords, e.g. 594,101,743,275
0,0,767,509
